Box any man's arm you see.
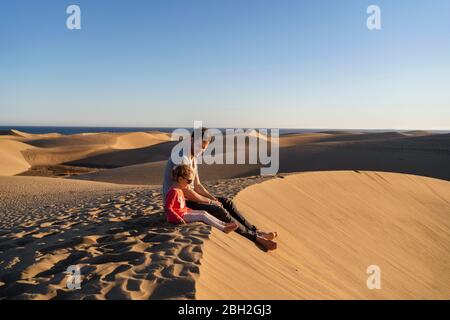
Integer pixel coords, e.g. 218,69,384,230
194,183,217,201
183,187,213,204
192,168,217,201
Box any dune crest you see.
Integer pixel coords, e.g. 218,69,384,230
10,129,61,139
0,140,35,176
197,171,450,299
112,132,170,149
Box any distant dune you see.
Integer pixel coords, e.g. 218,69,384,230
4,129,61,140
0,140,36,176
72,130,450,184
197,171,450,299
0,130,171,177
2,129,448,183
402,130,433,136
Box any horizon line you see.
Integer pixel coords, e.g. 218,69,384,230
0,124,449,132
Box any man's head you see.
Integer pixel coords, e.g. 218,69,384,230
191,127,211,157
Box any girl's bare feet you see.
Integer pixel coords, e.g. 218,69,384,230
257,231,278,241
255,236,277,251
223,222,239,234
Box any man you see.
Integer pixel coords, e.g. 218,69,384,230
162,127,277,251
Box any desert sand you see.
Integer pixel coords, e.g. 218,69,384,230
197,171,450,299
0,173,269,299
1,129,449,299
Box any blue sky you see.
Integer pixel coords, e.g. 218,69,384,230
0,0,449,129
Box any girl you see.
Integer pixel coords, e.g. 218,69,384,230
165,165,239,233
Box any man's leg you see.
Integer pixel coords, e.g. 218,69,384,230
186,200,257,242
217,197,258,232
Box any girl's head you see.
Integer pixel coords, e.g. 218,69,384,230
172,165,194,188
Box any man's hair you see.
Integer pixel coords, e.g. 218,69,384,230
191,127,211,142
172,164,193,182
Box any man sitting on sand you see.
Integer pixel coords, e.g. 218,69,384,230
162,127,277,251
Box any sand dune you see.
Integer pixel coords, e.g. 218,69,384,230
402,130,432,136
24,131,169,150
278,133,333,147
0,130,171,177
197,171,450,299
2,129,448,183
22,145,112,167
277,132,450,181
66,141,177,168
70,131,450,184
280,131,420,146
0,140,36,176
71,161,169,185
3,129,61,140
316,131,408,143
72,160,261,185
113,132,170,149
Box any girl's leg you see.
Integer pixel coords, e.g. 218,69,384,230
198,211,239,233
184,210,227,231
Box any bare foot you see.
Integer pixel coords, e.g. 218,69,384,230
223,222,239,234
257,231,278,241
255,236,277,251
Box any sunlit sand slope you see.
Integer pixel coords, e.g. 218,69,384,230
197,171,450,299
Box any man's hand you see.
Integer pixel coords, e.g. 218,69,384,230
210,199,222,207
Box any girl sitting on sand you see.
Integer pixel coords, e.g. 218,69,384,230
165,165,239,233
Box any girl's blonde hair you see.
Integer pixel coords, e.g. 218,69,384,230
172,164,193,182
